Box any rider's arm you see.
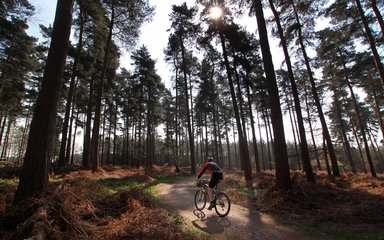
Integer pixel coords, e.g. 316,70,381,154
197,162,208,179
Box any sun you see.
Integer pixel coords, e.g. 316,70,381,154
210,6,223,19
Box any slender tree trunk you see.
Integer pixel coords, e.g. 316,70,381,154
82,73,95,169
16,110,31,163
219,31,252,185
99,108,105,165
90,4,114,171
70,110,79,164
355,0,384,89
106,115,112,165
253,0,290,188
323,136,332,176
58,9,85,166
368,130,384,173
179,36,196,174
14,0,74,203
331,84,356,173
224,121,231,169
269,0,314,181
370,0,384,39
0,116,6,147
350,123,367,173
1,119,12,160
256,109,265,170
338,48,376,176
287,93,301,170
304,89,321,170
246,77,260,172
371,86,384,140
113,103,118,165
288,0,340,177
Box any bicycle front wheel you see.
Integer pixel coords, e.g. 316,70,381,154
215,192,231,217
194,189,207,210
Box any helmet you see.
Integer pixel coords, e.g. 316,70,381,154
207,157,214,162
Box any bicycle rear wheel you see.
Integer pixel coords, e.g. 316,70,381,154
215,192,231,217
194,189,207,210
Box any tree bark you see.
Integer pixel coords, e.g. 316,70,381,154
269,0,314,181
179,36,196,174
58,8,85,166
253,0,290,188
219,31,252,185
14,0,74,204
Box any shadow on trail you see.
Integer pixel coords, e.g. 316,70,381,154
192,209,231,235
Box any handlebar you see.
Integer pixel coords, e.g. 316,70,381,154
197,178,209,187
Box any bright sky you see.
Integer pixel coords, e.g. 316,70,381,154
27,0,276,88
27,0,200,89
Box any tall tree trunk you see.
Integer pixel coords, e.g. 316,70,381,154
219,31,252,185
286,94,301,170
90,3,114,171
58,9,85,166
65,83,76,164
355,0,384,89
225,120,232,169
368,130,384,173
269,0,316,180
82,73,95,169
70,110,79,165
331,84,356,173
350,123,367,173
253,0,290,188
113,103,118,165
323,136,332,176
371,84,384,141
14,0,74,204
179,36,196,174
245,76,260,172
370,0,384,39
0,116,6,147
304,89,321,171
289,0,340,177
17,110,31,162
256,109,265,170
1,119,12,160
338,48,376,177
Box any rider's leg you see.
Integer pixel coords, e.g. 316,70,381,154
207,175,218,210
207,187,214,202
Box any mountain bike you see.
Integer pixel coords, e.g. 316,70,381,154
194,178,231,217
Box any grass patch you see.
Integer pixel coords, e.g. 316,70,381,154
0,178,19,187
172,212,184,225
97,177,147,193
283,220,384,240
237,187,260,198
154,174,190,184
182,226,214,240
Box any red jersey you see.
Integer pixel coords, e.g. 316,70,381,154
198,161,222,178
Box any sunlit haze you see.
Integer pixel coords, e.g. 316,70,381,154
210,6,223,19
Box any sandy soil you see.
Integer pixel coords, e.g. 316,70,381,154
155,176,329,240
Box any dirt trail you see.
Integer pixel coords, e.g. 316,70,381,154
156,176,328,240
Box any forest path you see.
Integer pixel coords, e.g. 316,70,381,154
155,176,328,240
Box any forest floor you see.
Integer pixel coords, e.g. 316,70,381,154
0,162,383,240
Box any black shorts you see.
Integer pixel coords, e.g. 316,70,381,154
209,172,223,188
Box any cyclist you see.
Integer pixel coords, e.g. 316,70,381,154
197,157,223,210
